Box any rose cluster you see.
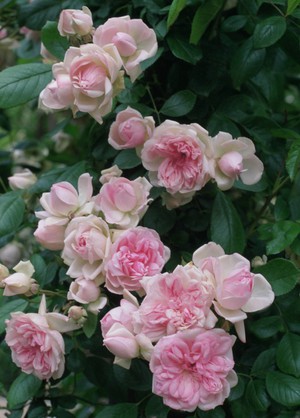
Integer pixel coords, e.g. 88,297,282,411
39,9,158,123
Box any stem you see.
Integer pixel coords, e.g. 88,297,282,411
146,86,161,124
38,289,67,298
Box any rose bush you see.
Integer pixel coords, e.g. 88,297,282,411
0,1,299,417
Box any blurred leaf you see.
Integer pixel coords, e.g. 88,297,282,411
114,359,152,391
41,21,69,60
266,371,300,407
0,64,52,108
56,161,87,186
189,0,224,44
254,259,299,296
211,192,246,253
228,376,246,401
7,373,42,409
114,149,141,169
246,380,270,411
265,221,300,254
0,299,28,333
145,395,170,418
167,0,187,28
249,315,283,339
286,0,300,15
286,140,300,180
160,90,196,117
30,254,47,286
0,192,25,236
140,47,164,71
167,35,202,64
95,404,138,418
142,200,176,235
230,40,266,88
251,348,276,377
221,15,248,32
83,311,98,338
197,407,226,417
277,333,300,377
253,17,287,49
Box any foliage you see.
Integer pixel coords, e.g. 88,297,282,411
0,0,299,417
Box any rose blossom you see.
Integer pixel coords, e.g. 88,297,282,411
141,120,213,195
58,7,94,37
135,265,216,342
1,260,37,297
94,176,152,229
5,296,80,380
150,329,237,411
62,214,111,282
93,15,157,81
211,132,264,190
35,173,94,222
0,263,9,281
104,227,170,294
193,242,275,341
99,165,123,184
39,43,124,124
34,217,66,251
67,277,101,304
108,107,155,151
8,168,37,190
162,190,196,209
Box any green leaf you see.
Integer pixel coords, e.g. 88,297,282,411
167,35,202,64
246,380,270,411
0,63,52,108
254,258,299,296
210,192,246,253
95,403,138,418
30,254,47,286
266,371,300,407
56,161,87,186
0,191,25,236
41,21,69,61
228,376,246,401
142,200,176,235
286,140,300,180
277,333,300,377
249,315,283,339
221,15,248,32
197,407,226,417
287,0,300,15
167,0,187,28
114,359,152,391
160,90,196,117
189,0,224,44
253,16,287,49
145,395,170,418
251,348,276,377
7,373,42,409
83,311,98,338
230,40,266,88
266,221,300,255
0,299,28,333
114,149,141,169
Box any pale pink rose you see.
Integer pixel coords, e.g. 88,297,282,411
93,16,157,82
0,263,9,281
162,190,195,209
58,7,93,37
104,227,170,294
99,165,123,184
62,215,111,282
101,297,139,337
150,329,237,411
141,120,213,194
8,169,37,190
67,277,100,304
68,306,87,324
34,218,66,251
2,260,37,297
36,173,94,221
212,132,264,190
39,44,124,124
5,312,65,380
103,322,140,360
108,107,155,151
135,265,216,342
192,243,275,341
94,176,152,229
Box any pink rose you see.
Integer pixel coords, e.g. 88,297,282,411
150,329,237,411
62,215,111,282
99,165,123,184
135,265,216,342
211,132,264,190
103,322,140,360
2,260,37,297
161,190,195,209
94,176,152,229
193,243,275,341
34,218,66,251
104,227,170,294
58,7,93,37
36,173,94,221
67,277,101,304
39,44,124,124
8,169,37,190
93,16,157,82
5,312,65,380
108,107,155,151
141,120,213,194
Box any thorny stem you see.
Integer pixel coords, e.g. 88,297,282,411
146,86,161,125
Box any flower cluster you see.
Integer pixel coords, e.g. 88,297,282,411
39,9,158,123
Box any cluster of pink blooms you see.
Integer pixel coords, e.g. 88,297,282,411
39,8,158,123
3,6,274,415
